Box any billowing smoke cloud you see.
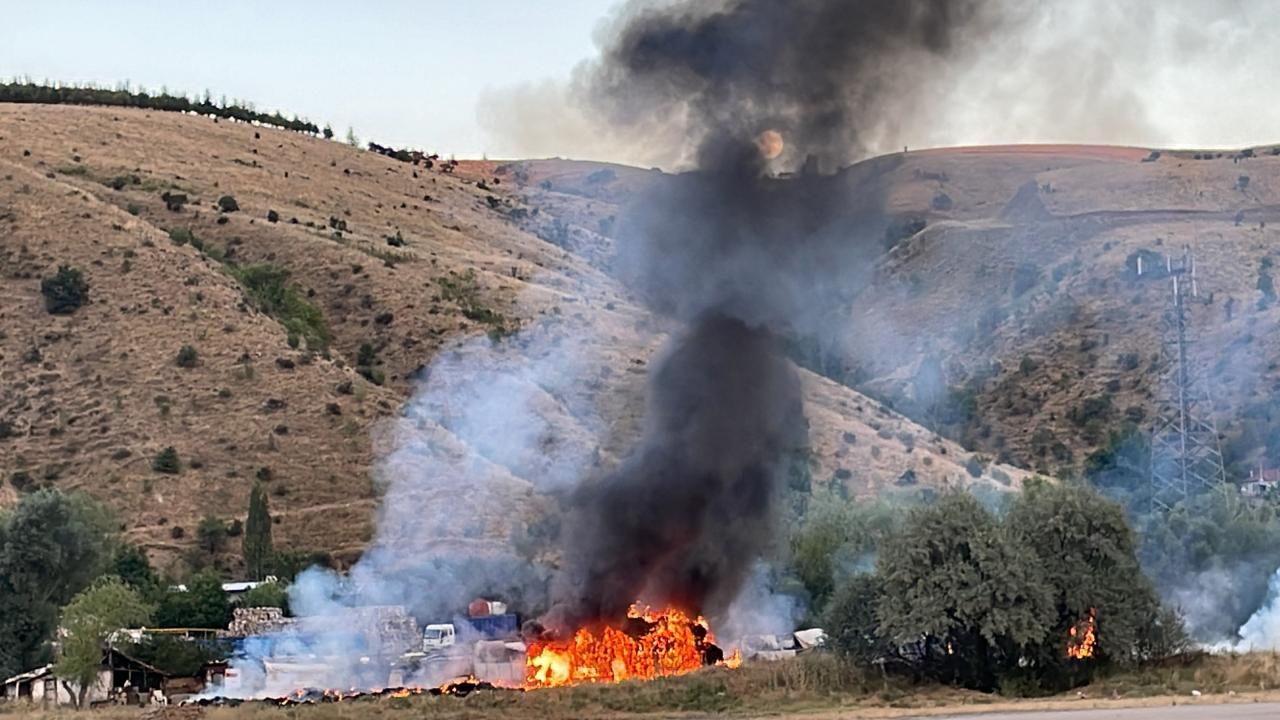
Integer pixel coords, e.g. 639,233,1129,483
541,0,998,632
479,0,1280,167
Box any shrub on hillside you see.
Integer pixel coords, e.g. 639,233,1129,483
168,228,194,246
152,447,180,474
175,345,198,368
217,195,239,212
227,263,330,351
1068,394,1113,427
41,265,89,314
161,191,188,212
195,515,227,554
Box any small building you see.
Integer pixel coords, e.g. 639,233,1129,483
0,648,172,708
0,662,111,708
2,665,60,705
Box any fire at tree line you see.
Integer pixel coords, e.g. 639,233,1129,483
0,477,1201,704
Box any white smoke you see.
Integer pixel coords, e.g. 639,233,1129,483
1236,568,1280,651
717,563,802,651
206,306,619,696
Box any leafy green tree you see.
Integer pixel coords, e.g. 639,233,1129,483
40,265,89,314
1134,490,1280,639
0,490,116,678
196,515,227,555
240,581,289,614
789,492,905,617
345,126,360,147
876,492,1051,690
154,571,231,629
123,635,224,677
1005,481,1172,687
243,482,273,580
55,577,154,708
111,544,158,596
825,574,890,667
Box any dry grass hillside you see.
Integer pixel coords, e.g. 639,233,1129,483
0,105,1017,575
497,144,1280,481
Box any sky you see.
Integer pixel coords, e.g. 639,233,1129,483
4,1,1280,166
0,0,616,157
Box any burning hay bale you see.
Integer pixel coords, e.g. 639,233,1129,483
525,604,739,688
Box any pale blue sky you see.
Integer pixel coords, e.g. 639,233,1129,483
0,0,617,156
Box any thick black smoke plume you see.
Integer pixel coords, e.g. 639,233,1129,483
545,0,996,631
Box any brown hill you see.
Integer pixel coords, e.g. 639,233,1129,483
0,105,1016,575
499,142,1280,481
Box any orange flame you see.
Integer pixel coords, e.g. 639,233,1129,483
525,604,731,688
1066,608,1097,660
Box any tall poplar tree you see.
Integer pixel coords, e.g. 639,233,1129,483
242,482,273,580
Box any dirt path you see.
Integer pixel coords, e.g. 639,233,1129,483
921,702,1280,719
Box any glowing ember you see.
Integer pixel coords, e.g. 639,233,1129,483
525,604,733,687
1066,608,1097,660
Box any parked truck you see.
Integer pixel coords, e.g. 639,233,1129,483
422,623,456,651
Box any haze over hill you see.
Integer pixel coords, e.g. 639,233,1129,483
511,143,1280,482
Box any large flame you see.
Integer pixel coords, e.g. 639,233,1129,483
526,604,738,687
1066,608,1097,660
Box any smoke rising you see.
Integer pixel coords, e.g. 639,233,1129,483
542,0,998,631
209,321,621,696
1239,568,1280,651
480,1,1280,167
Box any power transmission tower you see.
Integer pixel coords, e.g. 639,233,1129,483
1147,245,1228,511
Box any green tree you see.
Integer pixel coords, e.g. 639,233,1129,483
40,265,89,314
152,446,181,474
1005,481,1179,686
154,571,231,629
876,492,1051,690
123,635,222,677
55,577,154,708
345,126,360,148
110,544,158,597
0,490,116,678
240,581,289,614
196,515,227,555
789,492,903,617
825,574,890,667
243,482,273,580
